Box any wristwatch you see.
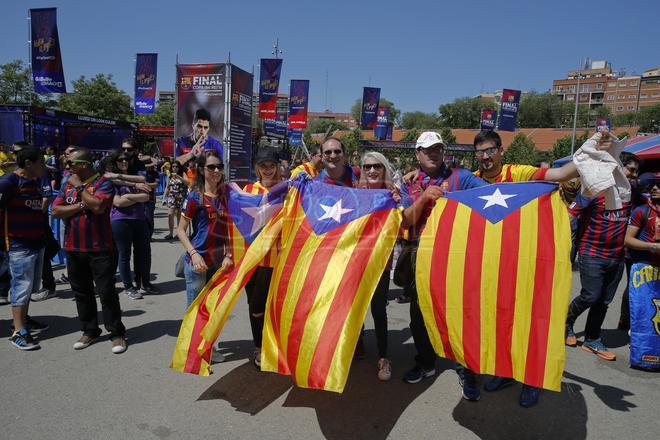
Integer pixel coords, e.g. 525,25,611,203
76,185,84,194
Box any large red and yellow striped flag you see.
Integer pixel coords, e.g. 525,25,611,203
170,182,287,375
416,182,572,391
260,179,401,393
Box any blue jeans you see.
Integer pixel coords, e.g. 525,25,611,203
111,219,150,289
566,254,624,340
183,259,218,307
7,247,45,306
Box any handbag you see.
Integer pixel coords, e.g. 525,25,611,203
175,252,187,278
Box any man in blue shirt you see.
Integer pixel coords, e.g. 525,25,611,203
175,108,223,165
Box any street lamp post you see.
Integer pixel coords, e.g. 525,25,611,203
570,61,583,155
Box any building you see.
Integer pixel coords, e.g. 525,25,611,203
307,111,357,129
476,90,529,104
552,62,660,114
158,91,175,104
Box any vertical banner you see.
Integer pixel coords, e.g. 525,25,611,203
275,110,288,138
374,107,389,140
595,117,611,133
229,65,254,183
288,80,310,128
175,63,226,158
289,128,303,146
258,58,283,119
497,89,521,132
135,53,158,114
361,87,381,129
480,109,497,131
386,123,394,141
30,8,66,94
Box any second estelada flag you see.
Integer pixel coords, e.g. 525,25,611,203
135,53,158,114
260,179,401,393
416,182,571,391
258,58,283,119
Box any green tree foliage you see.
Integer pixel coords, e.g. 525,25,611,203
503,133,537,165
306,118,349,134
636,104,660,132
58,74,132,121
338,128,362,158
400,111,441,129
517,92,579,128
551,131,589,160
399,128,419,142
440,127,456,144
0,59,54,106
135,100,174,126
438,97,497,129
351,98,400,126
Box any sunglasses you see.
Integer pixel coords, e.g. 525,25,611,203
362,163,384,171
323,149,343,156
205,164,223,171
122,147,135,152
65,159,91,167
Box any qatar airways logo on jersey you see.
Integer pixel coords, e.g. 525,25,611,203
25,199,43,210
180,74,224,91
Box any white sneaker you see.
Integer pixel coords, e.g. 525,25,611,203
31,289,57,302
124,288,143,300
111,337,127,354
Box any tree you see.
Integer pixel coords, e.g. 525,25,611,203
351,98,401,126
503,133,537,165
636,104,660,132
338,128,362,158
440,127,456,144
135,100,174,126
438,97,497,129
400,128,419,142
551,131,589,160
0,59,54,106
400,111,441,129
306,118,349,134
517,92,579,128
58,74,132,121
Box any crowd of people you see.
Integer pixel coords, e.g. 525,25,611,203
0,124,658,409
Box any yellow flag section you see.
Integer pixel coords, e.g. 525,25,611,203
170,211,283,376
260,183,402,393
416,189,571,391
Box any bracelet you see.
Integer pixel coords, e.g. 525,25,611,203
188,249,198,257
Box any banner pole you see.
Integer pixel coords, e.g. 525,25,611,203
27,10,32,105
224,52,232,178
174,53,178,161
133,54,137,119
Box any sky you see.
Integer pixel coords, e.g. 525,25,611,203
2,0,658,115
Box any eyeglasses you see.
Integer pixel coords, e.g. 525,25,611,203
116,158,128,163
323,149,343,156
476,146,499,157
362,163,384,171
65,159,91,167
205,164,223,171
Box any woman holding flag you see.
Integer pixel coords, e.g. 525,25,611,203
177,151,233,307
243,148,282,369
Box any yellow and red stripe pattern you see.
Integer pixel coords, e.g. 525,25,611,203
290,161,319,179
260,181,402,393
416,183,571,391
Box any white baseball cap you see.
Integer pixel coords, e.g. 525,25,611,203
415,131,445,149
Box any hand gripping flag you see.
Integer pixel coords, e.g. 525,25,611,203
170,182,287,375
416,182,572,391
260,179,402,392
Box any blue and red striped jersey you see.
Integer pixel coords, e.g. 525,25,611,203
182,190,229,267
53,174,115,253
315,165,360,188
175,135,223,158
0,172,45,250
568,193,630,261
627,201,659,266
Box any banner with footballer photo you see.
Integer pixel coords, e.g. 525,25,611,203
175,63,226,159
135,53,158,114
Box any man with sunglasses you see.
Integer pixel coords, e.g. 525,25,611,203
400,131,488,389
52,148,127,354
314,137,360,187
175,108,223,165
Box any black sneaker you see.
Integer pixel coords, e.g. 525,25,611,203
11,316,49,335
403,365,436,384
10,329,40,351
457,366,481,401
142,284,160,295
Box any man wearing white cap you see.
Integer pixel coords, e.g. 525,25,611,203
400,132,487,392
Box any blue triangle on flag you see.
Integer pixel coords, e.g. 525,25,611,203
227,182,287,243
443,181,558,224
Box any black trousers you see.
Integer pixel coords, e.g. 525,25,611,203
245,266,273,348
618,258,633,326
370,271,390,358
408,246,436,369
67,251,125,338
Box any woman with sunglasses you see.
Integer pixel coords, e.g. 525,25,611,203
358,151,400,381
242,148,282,369
109,150,152,300
177,150,233,307
163,161,188,240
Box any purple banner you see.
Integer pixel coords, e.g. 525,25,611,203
497,89,521,132
289,80,310,128
258,58,283,119
374,107,389,140
361,87,381,129
135,53,158,114
30,8,66,94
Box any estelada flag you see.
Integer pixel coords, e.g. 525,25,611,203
170,182,286,375
260,179,402,393
416,182,572,391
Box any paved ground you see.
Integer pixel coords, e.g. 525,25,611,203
1,206,658,440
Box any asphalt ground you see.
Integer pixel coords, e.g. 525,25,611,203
1,206,658,440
